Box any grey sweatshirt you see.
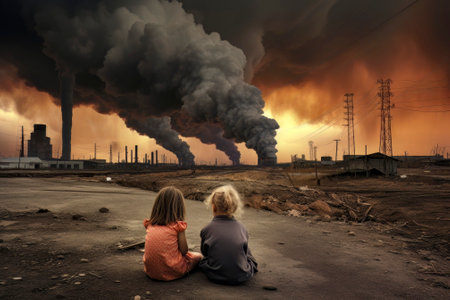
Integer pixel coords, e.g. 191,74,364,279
199,215,258,285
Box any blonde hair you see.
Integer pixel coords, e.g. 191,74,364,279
205,185,243,218
150,186,185,225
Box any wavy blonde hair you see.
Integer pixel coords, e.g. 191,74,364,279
205,185,243,218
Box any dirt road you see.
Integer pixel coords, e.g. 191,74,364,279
0,177,448,299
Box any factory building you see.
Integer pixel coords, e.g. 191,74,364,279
27,124,52,159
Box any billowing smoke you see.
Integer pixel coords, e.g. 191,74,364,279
123,115,195,166
22,0,279,165
170,112,240,165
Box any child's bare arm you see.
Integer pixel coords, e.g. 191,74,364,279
177,231,188,255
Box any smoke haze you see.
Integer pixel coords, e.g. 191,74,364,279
0,0,448,161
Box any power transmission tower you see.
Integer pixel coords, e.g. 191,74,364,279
344,93,355,157
309,141,314,161
377,79,393,156
333,139,340,161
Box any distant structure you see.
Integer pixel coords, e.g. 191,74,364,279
378,79,393,156
27,124,52,159
344,93,355,157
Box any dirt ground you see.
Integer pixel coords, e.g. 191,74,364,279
0,166,449,299
100,166,450,259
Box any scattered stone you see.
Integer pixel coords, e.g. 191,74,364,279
322,231,331,234
74,281,81,285
134,296,141,300
374,258,381,261
321,215,331,222
12,277,22,281
110,225,118,230
306,219,312,224
99,207,109,213
145,291,152,295
51,275,59,280
61,274,70,278
80,258,89,263
0,281,6,285
78,273,86,277
57,255,65,260
37,208,50,213
348,231,356,236
287,209,300,217
72,214,86,221
278,242,285,245
263,285,278,291
176,289,180,293
114,280,121,283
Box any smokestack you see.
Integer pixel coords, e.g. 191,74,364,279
60,72,74,161
135,145,138,163
258,155,277,167
156,150,158,166
151,152,154,165
145,153,147,164
125,146,128,163
131,150,133,164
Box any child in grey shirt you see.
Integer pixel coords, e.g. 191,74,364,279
199,185,258,285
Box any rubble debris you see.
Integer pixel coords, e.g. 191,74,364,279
98,207,109,213
80,258,89,263
348,231,356,236
12,277,23,281
72,214,86,221
37,208,50,213
117,241,145,251
263,285,278,291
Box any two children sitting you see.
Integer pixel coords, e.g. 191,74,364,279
142,185,258,284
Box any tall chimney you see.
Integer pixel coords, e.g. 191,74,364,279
135,145,138,163
125,146,128,163
60,72,74,161
257,154,277,166
131,150,133,164
151,152,154,165
156,150,158,165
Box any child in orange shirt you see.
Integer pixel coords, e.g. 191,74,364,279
143,186,202,281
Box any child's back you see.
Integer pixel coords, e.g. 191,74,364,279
143,186,202,281
199,185,258,285
200,215,257,284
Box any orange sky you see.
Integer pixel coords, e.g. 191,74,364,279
0,0,448,164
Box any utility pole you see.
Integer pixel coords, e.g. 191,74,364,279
118,152,120,164
333,139,340,162
378,79,393,156
131,150,133,164
110,144,112,164
309,141,314,161
344,93,355,157
314,146,319,185
20,126,24,157
94,143,97,160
